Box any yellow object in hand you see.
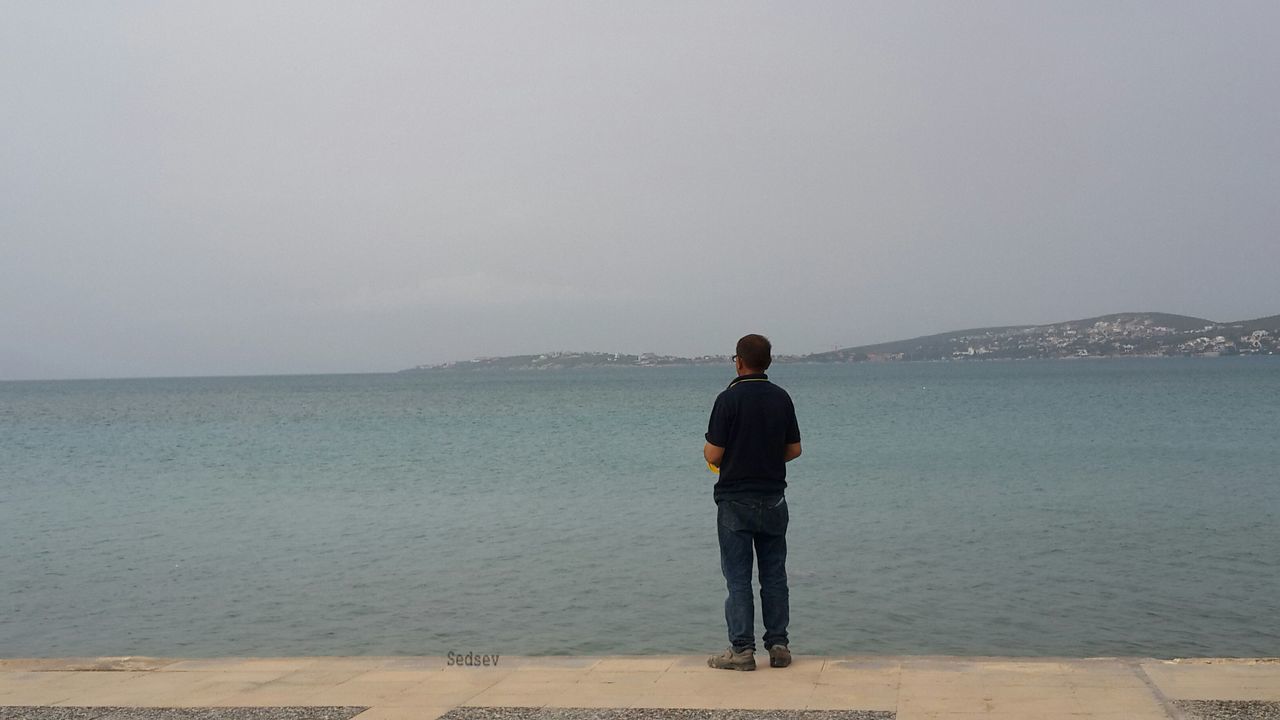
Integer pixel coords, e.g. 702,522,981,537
706,461,720,474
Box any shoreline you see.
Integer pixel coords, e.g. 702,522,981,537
3,654,1278,718
7,654,1280,667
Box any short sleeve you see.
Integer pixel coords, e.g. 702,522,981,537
705,393,731,447
785,396,801,444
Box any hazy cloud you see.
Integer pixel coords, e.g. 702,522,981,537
3,1,1278,379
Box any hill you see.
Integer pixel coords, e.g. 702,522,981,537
403,312,1278,370
809,312,1273,362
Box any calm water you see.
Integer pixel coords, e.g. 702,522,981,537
2,359,1278,658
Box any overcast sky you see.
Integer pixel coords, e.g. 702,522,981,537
2,2,1277,380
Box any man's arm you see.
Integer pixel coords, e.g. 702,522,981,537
705,392,729,468
704,442,725,466
783,393,801,462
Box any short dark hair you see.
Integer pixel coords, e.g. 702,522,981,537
735,334,772,371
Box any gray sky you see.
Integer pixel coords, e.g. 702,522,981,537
2,1,1277,380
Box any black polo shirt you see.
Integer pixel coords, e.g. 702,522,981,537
705,372,801,502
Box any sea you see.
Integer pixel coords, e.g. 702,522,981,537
2,358,1277,659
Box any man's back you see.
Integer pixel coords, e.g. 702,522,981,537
706,373,801,502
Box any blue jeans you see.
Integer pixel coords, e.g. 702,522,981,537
717,494,789,652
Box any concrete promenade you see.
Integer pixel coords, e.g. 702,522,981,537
2,655,1278,720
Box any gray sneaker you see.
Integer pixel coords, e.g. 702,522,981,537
768,644,791,668
707,647,756,671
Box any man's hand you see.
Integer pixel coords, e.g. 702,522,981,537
783,442,802,462
704,442,725,467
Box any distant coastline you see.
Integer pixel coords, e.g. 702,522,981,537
404,311,1280,371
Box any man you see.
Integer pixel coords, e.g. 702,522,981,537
703,333,802,671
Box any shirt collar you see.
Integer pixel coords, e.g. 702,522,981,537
728,372,769,388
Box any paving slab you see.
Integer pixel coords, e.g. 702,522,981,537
1142,660,1280,701
439,711,892,720
162,661,320,674
0,710,365,720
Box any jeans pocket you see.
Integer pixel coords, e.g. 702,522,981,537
764,499,789,535
717,500,749,533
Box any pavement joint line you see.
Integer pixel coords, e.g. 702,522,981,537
1131,658,1190,720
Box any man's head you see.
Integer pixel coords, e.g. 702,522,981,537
734,334,772,375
